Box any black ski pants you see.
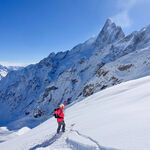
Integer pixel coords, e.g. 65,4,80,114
57,121,65,133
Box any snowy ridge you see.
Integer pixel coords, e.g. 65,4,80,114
1,19,150,128
0,76,150,149
0,64,23,80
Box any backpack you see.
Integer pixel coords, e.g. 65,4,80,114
53,108,63,119
53,108,59,118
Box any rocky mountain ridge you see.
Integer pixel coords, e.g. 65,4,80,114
1,19,150,127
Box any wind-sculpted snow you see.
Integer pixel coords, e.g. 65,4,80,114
1,19,150,127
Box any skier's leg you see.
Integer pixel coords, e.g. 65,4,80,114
57,122,61,134
62,121,65,132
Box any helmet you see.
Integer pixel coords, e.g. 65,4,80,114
60,104,64,108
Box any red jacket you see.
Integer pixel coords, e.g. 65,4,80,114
54,102,66,122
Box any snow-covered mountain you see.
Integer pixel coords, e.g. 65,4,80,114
1,19,150,127
7,66,24,71
1,75,150,150
0,65,8,80
0,64,23,80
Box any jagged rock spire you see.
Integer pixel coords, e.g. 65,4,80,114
95,18,125,47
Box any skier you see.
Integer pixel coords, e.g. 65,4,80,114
54,102,66,134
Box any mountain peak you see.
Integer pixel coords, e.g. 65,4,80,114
104,18,113,26
95,19,125,47
101,18,116,33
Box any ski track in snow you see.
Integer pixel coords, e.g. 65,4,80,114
66,138,98,150
29,124,117,150
70,129,117,150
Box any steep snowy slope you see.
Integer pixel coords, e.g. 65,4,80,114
0,76,150,150
83,45,150,95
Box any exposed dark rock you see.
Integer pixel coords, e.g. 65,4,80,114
101,85,107,90
43,86,58,99
96,69,109,77
72,79,78,84
80,66,90,73
118,64,133,71
109,76,121,85
79,59,86,64
83,84,95,97
25,112,30,115
33,108,44,118
67,97,72,104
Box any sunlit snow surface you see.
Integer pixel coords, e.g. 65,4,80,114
0,76,150,150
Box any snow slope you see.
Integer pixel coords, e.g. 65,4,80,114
1,75,150,150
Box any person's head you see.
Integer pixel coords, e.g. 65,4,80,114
60,104,64,109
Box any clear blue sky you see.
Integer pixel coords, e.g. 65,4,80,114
0,0,150,66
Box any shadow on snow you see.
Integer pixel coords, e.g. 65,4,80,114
29,133,62,150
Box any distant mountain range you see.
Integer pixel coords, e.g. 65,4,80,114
0,65,23,80
1,18,150,128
